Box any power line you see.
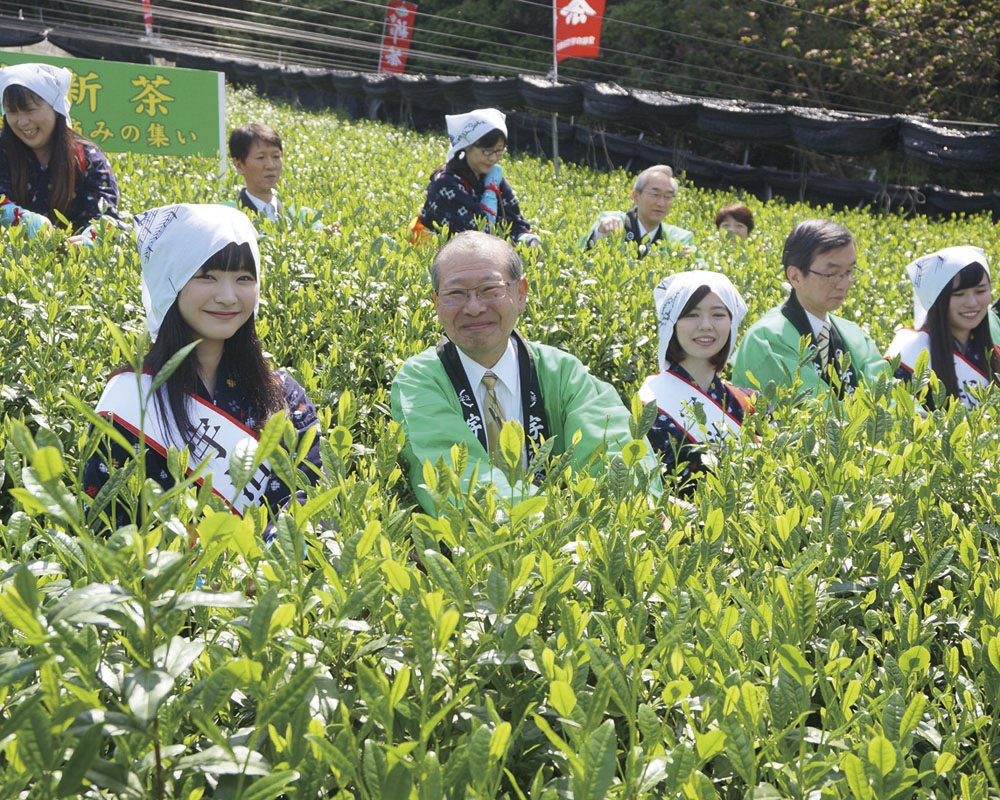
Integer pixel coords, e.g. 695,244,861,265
6,0,995,118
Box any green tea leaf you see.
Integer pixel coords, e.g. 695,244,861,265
549,680,576,717
124,667,175,728
55,724,103,797
236,770,300,800
882,690,903,741
842,753,872,800
695,729,727,763
866,735,897,777
583,720,617,800
775,644,813,686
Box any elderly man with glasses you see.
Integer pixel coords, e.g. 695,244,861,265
392,231,660,514
580,164,695,260
732,218,888,396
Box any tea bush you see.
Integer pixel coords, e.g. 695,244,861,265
1,87,999,799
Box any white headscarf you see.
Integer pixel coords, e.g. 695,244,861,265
134,204,260,338
906,245,989,330
0,62,73,123
446,108,507,162
654,270,747,371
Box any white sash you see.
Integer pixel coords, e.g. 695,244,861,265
95,372,272,515
887,327,996,408
638,370,744,444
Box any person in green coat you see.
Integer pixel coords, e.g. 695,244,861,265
392,230,661,514
579,164,696,261
731,218,888,396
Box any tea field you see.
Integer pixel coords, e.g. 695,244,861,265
2,87,1000,799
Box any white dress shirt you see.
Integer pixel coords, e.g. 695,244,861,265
243,190,281,220
456,340,526,466
804,307,828,340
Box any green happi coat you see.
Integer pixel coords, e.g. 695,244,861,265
579,210,695,260
391,333,661,514
732,293,889,395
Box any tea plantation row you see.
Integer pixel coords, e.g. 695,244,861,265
0,88,998,799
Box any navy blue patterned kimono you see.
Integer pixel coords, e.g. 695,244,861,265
418,167,534,241
645,362,755,482
84,364,323,531
0,139,120,233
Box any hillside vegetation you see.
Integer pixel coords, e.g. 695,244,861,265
1,89,1000,799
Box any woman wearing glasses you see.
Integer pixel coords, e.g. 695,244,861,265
412,108,540,248
886,245,1000,408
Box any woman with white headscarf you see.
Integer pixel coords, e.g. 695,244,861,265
413,108,540,247
639,270,755,481
886,245,1000,407
0,62,120,244
84,204,324,531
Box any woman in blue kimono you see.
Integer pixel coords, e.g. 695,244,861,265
640,270,756,484
414,108,540,248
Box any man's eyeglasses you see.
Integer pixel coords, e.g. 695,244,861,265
810,268,863,285
476,146,506,158
437,281,513,306
640,189,675,201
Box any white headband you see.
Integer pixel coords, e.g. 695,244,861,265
906,245,989,330
446,108,507,162
134,204,261,338
0,62,73,123
654,270,747,371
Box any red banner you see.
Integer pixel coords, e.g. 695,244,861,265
143,0,153,36
379,1,417,75
554,0,606,63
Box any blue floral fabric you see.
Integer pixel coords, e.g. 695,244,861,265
418,167,533,241
0,139,120,232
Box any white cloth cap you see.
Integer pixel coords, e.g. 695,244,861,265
134,204,261,338
654,270,747,371
906,245,989,330
0,62,73,123
446,108,507,162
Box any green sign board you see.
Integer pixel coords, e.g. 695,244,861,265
0,51,224,158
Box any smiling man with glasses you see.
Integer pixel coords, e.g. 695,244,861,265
732,218,888,396
392,231,660,514
580,164,696,260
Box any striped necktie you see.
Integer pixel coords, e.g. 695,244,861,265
482,371,505,459
815,320,832,369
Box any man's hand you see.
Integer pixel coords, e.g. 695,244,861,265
596,216,624,236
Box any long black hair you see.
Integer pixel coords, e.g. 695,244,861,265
143,241,285,441
1,84,88,224
924,261,999,399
